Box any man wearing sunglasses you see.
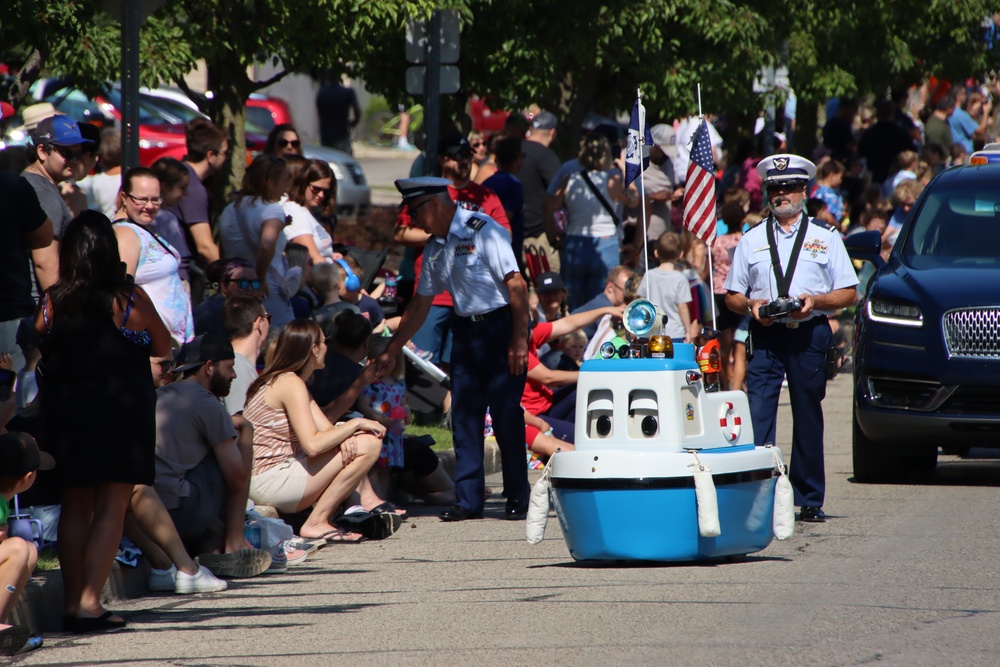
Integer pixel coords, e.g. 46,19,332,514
193,258,262,338
22,115,94,241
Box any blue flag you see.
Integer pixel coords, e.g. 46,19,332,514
624,95,653,189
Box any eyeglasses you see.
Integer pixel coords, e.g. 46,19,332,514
223,278,262,290
157,359,176,373
213,148,228,158
768,183,805,194
126,193,163,207
308,184,332,197
50,145,83,162
407,197,435,217
608,280,626,292
261,313,273,323
278,139,301,149
470,141,485,148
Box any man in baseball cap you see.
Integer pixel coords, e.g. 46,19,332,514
22,114,94,238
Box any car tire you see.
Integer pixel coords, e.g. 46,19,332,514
904,445,938,477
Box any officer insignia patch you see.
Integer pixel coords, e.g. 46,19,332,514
773,156,789,171
455,242,476,257
465,216,487,231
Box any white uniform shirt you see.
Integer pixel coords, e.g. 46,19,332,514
417,207,520,317
725,216,858,319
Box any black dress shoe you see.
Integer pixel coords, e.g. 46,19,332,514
505,499,529,520
439,505,483,522
798,506,827,523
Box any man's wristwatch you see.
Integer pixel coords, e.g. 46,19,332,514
747,300,753,315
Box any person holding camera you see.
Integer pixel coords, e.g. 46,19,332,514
724,154,858,523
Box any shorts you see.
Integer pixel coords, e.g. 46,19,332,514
249,453,310,514
410,305,454,366
713,293,742,331
734,314,751,343
168,454,226,545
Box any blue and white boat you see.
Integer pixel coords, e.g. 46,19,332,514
545,301,792,562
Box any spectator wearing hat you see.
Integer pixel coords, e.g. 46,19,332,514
518,110,562,274
533,271,568,323
0,431,53,655
725,153,858,524
60,122,102,218
153,333,271,577
22,114,93,241
393,131,510,371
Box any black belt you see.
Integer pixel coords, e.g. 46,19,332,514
460,306,509,323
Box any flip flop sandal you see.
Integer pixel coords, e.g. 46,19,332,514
369,501,408,518
69,611,127,635
311,528,366,544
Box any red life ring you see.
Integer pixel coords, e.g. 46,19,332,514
719,401,742,442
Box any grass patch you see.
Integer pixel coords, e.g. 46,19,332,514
404,424,453,451
36,546,59,572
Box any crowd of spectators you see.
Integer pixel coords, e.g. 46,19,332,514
0,73,994,652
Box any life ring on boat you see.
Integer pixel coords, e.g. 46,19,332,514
719,401,742,442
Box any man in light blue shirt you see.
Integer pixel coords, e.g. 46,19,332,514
725,154,858,523
377,177,531,522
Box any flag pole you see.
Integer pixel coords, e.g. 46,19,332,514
637,87,650,299
696,82,716,329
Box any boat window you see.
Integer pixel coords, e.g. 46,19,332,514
587,390,614,439
628,390,659,439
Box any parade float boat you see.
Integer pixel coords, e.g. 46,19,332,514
546,300,793,562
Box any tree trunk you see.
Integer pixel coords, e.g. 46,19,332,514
1,48,44,133
207,60,252,220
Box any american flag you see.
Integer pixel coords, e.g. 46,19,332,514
682,118,717,245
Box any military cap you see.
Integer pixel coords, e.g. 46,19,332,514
756,153,817,185
395,176,452,201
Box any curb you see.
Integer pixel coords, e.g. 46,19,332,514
11,443,498,636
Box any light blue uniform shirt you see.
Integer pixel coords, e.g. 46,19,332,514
417,207,520,317
725,215,858,319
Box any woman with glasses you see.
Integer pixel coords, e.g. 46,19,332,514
112,167,194,348
282,158,338,265
218,154,295,329
264,124,304,159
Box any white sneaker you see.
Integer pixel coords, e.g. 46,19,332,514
175,565,228,594
148,564,176,592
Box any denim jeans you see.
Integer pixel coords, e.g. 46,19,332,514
560,235,620,310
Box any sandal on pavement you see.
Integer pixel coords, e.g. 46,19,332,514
309,528,365,544
69,611,127,635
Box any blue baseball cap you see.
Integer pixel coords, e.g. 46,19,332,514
31,114,94,147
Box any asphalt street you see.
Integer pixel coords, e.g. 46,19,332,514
12,375,1000,666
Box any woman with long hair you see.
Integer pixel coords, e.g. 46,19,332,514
243,319,386,542
36,210,173,632
217,154,295,328
264,123,304,159
283,158,337,265
112,166,194,347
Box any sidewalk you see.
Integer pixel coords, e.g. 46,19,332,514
9,443,502,637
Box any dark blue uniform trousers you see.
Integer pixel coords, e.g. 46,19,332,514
747,317,831,508
451,308,528,513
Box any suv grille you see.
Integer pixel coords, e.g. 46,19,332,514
943,308,1000,359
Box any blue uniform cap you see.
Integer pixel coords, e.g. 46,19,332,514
395,176,452,201
757,153,817,185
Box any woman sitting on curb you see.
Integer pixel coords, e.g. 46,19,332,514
243,320,386,543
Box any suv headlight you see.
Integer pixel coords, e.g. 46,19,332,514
867,298,923,327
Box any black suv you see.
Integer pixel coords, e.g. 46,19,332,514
847,164,1000,482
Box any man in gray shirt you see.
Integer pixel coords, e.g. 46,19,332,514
221,295,271,416
21,115,92,239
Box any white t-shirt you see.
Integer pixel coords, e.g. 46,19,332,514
282,200,334,261
638,267,692,339
80,172,122,221
218,197,289,287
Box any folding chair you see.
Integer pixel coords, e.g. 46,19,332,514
523,243,551,285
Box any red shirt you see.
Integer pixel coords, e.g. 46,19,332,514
396,181,510,307
522,321,554,415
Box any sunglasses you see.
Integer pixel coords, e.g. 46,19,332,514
157,359,176,374
126,192,163,207
309,183,332,197
50,145,83,161
278,139,301,149
223,278,262,290
407,197,434,217
471,141,485,148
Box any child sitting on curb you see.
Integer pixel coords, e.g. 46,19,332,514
0,431,53,656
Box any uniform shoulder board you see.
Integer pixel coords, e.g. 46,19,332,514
809,217,838,232
465,215,488,231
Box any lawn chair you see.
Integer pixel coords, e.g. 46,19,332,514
523,243,551,286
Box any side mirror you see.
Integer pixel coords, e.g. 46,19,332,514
844,230,885,269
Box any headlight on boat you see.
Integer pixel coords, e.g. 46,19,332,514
867,298,923,327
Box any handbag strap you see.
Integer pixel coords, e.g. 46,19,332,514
579,170,621,226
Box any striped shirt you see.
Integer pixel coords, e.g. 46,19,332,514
244,373,301,475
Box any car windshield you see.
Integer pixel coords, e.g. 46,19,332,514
901,183,1000,267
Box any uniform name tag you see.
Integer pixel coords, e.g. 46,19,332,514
752,245,770,254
